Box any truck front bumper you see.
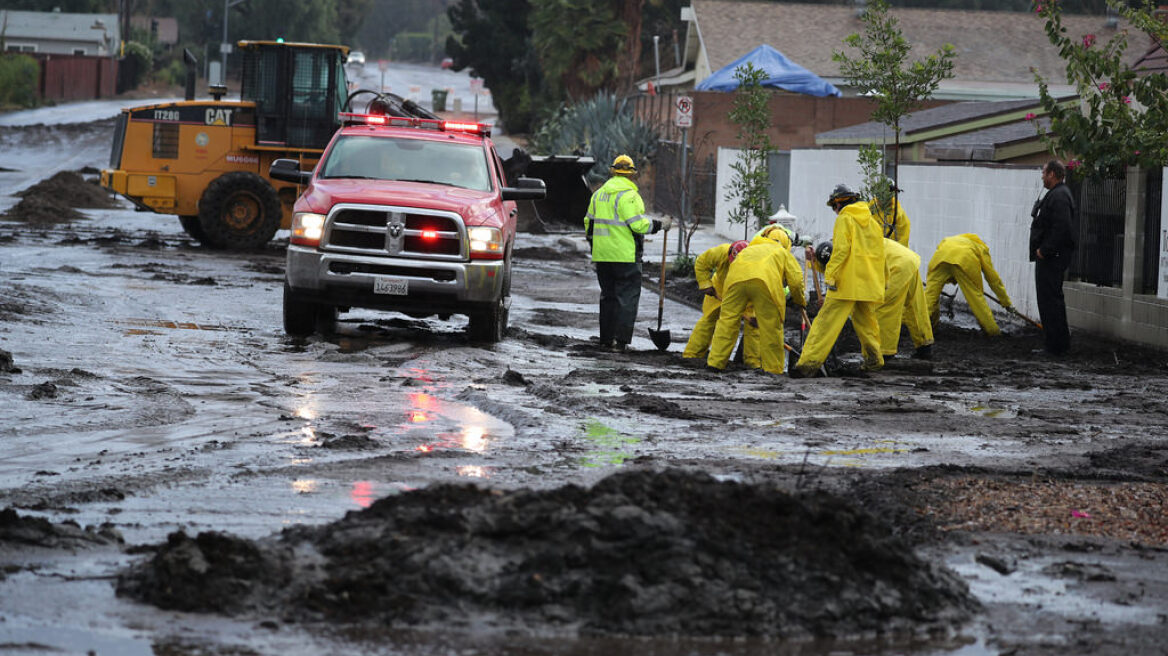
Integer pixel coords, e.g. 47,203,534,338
285,245,507,316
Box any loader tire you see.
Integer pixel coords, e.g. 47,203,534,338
198,172,281,250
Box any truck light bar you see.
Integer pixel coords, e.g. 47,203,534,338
339,113,491,137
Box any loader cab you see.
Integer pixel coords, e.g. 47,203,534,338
239,40,349,150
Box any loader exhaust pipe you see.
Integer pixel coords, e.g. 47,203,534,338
183,48,198,101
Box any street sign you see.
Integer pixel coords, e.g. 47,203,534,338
674,95,694,128
470,78,483,93
378,59,388,72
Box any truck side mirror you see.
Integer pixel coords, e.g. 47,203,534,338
270,158,311,184
501,176,546,201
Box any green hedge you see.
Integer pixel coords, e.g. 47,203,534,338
0,54,40,108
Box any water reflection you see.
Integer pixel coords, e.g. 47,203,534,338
350,481,375,508
456,465,493,478
291,479,318,494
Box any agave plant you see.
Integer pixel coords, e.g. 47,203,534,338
531,92,659,186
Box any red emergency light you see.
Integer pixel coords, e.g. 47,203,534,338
421,229,438,240
338,112,491,136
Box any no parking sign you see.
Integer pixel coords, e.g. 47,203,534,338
674,95,693,128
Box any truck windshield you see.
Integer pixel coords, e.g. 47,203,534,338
320,135,492,192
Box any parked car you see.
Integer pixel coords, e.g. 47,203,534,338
347,51,366,66
441,57,454,69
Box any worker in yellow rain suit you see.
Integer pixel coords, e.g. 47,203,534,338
794,185,886,377
707,232,805,375
869,179,910,248
878,238,933,359
924,233,1012,336
682,242,733,359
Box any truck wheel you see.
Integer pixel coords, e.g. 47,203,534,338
198,172,281,250
467,254,511,343
178,215,206,242
284,285,320,336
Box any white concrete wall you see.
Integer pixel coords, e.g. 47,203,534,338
735,147,1046,316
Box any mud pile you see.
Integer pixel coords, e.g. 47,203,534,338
5,170,119,224
0,508,123,550
118,469,976,639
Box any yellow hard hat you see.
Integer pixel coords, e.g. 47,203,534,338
761,225,791,250
610,154,637,175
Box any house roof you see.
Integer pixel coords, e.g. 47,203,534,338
1133,43,1168,76
0,10,120,44
816,97,1047,144
923,117,1052,161
692,0,1150,85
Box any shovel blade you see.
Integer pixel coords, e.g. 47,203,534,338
648,328,671,351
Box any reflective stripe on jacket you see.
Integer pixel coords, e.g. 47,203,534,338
584,176,651,262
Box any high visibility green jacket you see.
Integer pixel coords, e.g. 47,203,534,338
584,175,652,263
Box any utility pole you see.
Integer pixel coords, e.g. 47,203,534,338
221,0,246,81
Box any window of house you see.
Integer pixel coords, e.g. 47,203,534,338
73,48,87,56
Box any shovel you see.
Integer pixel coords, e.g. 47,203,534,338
648,227,671,351
986,292,1043,330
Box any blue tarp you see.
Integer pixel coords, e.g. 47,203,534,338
696,44,841,97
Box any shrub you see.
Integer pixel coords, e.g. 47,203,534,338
0,54,40,108
530,91,659,186
124,41,153,87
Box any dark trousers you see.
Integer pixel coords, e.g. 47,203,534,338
595,261,642,345
1035,259,1070,354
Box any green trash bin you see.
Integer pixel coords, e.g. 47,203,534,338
431,88,448,112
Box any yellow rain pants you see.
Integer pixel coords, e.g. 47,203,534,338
708,279,785,374
796,298,883,373
924,233,1012,336
877,239,933,355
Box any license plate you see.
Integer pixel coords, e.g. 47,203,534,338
373,276,408,295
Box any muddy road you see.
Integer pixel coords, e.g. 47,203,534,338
1,116,1168,656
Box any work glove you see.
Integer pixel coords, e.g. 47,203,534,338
655,217,673,233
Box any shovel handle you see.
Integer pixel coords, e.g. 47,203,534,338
656,227,669,328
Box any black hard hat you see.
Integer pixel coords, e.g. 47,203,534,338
815,241,833,267
826,184,859,207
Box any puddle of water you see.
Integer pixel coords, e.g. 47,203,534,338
579,418,640,467
946,401,1018,419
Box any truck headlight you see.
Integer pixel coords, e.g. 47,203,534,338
291,212,326,246
468,226,503,259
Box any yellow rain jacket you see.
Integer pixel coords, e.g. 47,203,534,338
795,201,886,375
584,175,651,262
871,198,911,248
825,201,885,302
877,239,933,356
683,243,733,358
925,233,1012,336
707,240,805,374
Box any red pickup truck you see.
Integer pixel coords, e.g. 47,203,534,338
269,114,546,343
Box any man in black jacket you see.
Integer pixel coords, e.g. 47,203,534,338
1030,160,1076,355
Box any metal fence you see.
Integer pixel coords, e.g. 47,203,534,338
652,140,716,232
1068,169,1162,292
1142,168,1162,295
1069,176,1125,287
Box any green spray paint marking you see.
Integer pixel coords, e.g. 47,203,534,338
579,419,641,467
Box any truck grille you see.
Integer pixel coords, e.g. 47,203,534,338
324,205,464,259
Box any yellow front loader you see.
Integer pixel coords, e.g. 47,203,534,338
101,41,349,249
